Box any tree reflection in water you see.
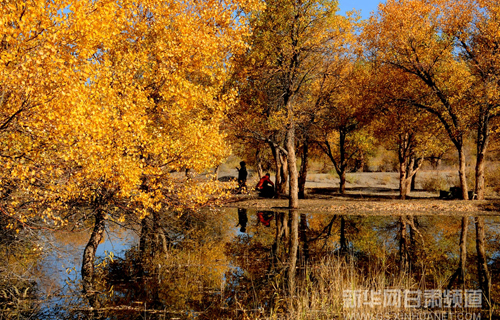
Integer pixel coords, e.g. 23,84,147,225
16,209,500,319
0,215,40,319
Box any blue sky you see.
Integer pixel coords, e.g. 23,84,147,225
339,0,386,20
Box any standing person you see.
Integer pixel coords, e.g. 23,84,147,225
255,173,275,198
236,161,248,193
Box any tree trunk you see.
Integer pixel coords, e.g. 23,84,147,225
339,170,346,195
475,216,491,308
271,145,282,193
151,211,163,308
320,135,347,195
475,151,486,200
298,139,309,199
339,128,347,195
398,133,409,200
213,165,220,181
400,160,408,200
81,209,106,310
279,151,288,195
270,144,288,196
401,157,423,199
286,122,299,209
139,215,153,279
475,120,489,200
152,210,166,254
458,145,469,200
256,149,264,179
411,170,417,191
475,112,490,201
397,134,423,199
405,176,413,197
139,216,151,255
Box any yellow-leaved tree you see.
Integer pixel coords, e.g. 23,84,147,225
230,0,356,207
315,61,376,195
1,0,260,309
363,0,474,200
438,0,500,303
363,0,497,300
369,64,451,199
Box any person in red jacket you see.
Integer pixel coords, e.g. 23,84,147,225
255,173,275,198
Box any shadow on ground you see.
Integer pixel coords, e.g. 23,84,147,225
306,186,437,200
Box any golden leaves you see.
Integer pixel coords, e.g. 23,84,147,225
0,0,254,227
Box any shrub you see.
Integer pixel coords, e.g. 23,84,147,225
367,147,399,172
485,162,500,197
421,174,448,192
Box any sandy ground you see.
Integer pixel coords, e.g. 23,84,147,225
219,168,500,216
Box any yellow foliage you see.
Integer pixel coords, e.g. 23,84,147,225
0,0,261,227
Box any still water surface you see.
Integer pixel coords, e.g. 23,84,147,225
28,209,500,319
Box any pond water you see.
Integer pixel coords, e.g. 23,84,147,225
9,209,500,319
33,226,138,318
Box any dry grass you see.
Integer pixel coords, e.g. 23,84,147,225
249,254,487,320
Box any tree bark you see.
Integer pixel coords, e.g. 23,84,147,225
319,128,351,195
402,158,423,199
475,150,486,200
399,160,408,200
279,151,289,195
152,210,167,254
397,133,423,199
398,134,409,200
286,121,299,209
81,209,106,310
339,128,347,194
458,145,469,200
411,170,417,191
475,216,491,308
298,139,309,199
256,149,264,179
270,144,288,196
139,215,153,279
213,165,220,181
339,170,346,195
270,144,282,193
475,116,489,200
